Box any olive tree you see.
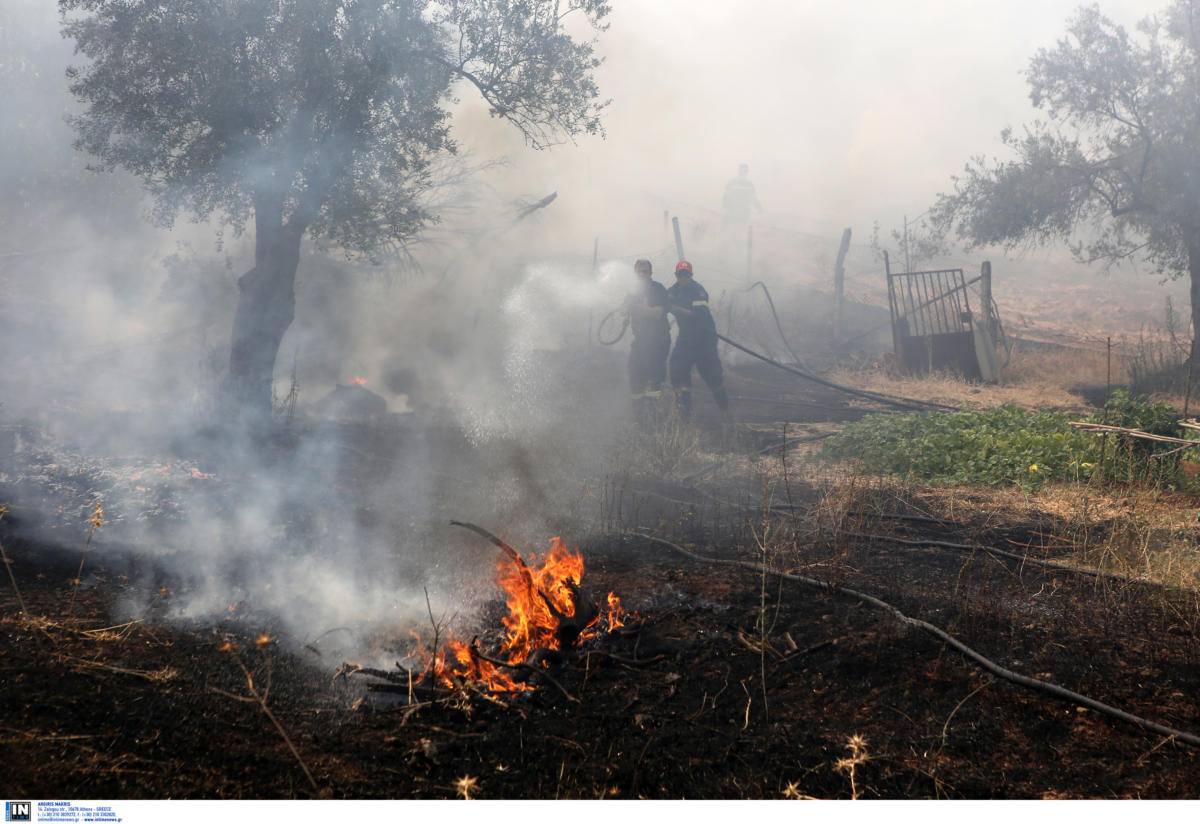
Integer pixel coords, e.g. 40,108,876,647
930,1,1200,360
60,0,609,419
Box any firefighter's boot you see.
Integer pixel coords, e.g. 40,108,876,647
674,387,693,422
713,385,730,414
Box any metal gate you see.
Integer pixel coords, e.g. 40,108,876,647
886,256,981,379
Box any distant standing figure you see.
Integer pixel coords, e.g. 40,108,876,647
722,163,761,231
624,259,671,426
667,260,730,421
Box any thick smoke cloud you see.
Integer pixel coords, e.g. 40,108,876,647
0,0,1179,665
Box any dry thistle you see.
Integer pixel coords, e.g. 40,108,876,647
781,780,817,800
69,500,105,613
454,774,479,800
834,734,870,800
88,501,104,532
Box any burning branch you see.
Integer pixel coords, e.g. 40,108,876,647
468,639,578,703
449,520,612,653
537,578,597,649
342,524,631,700
450,520,540,610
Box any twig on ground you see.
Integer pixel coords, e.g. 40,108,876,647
941,678,994,747
220,641,319,793
63,655,177,683
1069,420,1200,446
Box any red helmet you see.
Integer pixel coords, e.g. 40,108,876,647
675,260,693,275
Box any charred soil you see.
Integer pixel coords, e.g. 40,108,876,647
3,359,1200,799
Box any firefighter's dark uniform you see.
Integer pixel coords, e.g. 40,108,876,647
628,277,670,424
667,278,729,419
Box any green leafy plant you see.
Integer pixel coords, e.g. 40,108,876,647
822,393,1195,490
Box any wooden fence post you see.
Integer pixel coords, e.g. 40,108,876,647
980,260,992,341
833,227,852,343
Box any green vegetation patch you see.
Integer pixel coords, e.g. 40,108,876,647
822,391,1191,490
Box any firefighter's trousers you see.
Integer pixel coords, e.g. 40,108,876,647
669,334,728,418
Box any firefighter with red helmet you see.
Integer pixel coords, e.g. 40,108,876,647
624,258,671,426
666,260,730,420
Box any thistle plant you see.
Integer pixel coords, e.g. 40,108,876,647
69,501,104,613
834,734,870,800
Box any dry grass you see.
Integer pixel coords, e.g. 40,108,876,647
829,343,1126,412
857,478,1200,591
723,435,1200,593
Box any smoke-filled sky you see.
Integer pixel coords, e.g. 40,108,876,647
454,0,1158,247
1,0,1161,256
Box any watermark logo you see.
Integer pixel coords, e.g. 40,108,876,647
4,802,31,822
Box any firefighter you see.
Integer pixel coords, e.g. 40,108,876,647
624,258,671,426
666,260,730,420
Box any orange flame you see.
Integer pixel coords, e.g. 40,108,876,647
350,376,367,386
414,537,634,693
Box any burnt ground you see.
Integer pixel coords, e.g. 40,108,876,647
3,353,1200,800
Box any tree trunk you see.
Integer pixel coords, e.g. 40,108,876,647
1191,238,1200,366
226,193,305,423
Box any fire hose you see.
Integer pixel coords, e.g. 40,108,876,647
740,280,805,368
596,291,955,414
596,308,629,346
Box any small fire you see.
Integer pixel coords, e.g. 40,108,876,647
417,537,633,693
350,376,367,387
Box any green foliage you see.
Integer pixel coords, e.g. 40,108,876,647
59,0,610,413
928,1,1200,349
822,393,1196,490
1096,389,1188,484
824,405,1093,489
60,0,610,253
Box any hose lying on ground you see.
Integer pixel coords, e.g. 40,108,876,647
636,531,1200,749
717,332,956,413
